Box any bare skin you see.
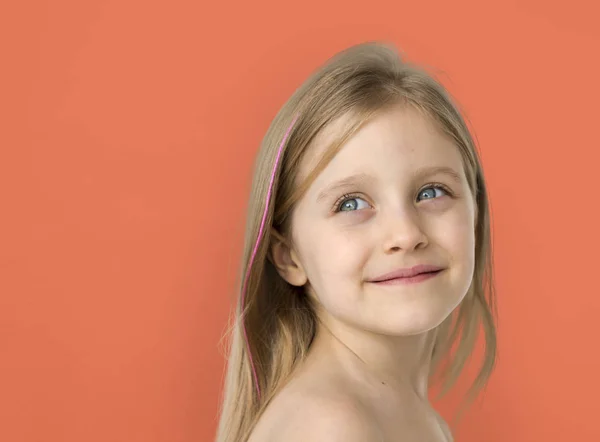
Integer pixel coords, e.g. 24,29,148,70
247,324,453,442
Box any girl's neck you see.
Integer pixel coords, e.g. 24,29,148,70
309,316,437,401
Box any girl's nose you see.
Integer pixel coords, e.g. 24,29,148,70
380,209,429,253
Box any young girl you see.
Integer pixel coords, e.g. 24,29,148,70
215,41,497,442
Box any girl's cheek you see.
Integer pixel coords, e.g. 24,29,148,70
336,210,375,227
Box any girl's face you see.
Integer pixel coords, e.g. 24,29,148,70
274,104,476,336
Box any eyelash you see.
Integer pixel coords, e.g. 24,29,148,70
332,183,453,213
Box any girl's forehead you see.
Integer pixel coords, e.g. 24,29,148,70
297,106,459,190
297,112,357,183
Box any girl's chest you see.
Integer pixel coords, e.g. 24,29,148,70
369,397,453,442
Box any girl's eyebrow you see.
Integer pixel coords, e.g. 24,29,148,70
315,166,463,203
418,165,463,184
316,173,374,203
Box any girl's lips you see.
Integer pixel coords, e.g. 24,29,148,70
370,269,444,285
368,264,446,282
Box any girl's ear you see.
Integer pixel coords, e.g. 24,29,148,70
268,228,308,287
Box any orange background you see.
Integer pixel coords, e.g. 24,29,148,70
2,0,600,441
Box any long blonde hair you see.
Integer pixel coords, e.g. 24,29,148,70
215,41,497,442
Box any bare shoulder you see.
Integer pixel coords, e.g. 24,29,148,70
269,392,382,442
287,392,382,441
249,379,383,442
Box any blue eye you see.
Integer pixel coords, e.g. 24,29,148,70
417,184,450,201
335,194,370,212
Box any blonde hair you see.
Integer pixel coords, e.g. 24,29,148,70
215,41,497,442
